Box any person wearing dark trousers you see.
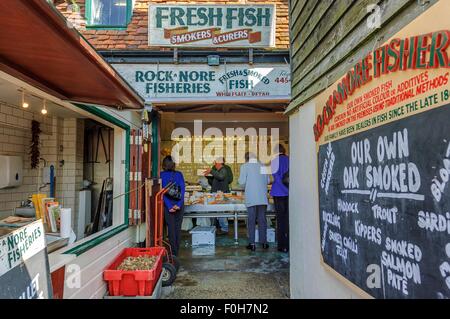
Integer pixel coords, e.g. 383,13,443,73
273,196,289,252
238,152,270,251
247,205,268,250
161,156,185,256
163,205,184,256
271,144,289,253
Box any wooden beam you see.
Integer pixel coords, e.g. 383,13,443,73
161,112,289,123
234,105,272,112
181,105,217,113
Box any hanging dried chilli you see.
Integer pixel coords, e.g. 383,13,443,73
30,120,41,169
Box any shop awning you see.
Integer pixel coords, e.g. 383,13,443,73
0,0,144,110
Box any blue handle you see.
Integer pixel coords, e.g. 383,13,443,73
50,165,55,198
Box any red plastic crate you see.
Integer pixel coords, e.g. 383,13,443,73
104,247,164,296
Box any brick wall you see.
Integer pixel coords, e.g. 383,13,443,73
59,118,85,230
0,101,53,212
0,101,83,227
56,0,289,50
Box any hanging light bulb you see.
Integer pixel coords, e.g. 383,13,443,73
21,90,29,108
41,99,48,115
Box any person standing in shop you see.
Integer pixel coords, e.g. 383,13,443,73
161,155,185,256
270,144,290,253
238,152,270,251
204,157,233,235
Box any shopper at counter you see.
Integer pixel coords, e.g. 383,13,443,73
204,157,233,193
238,153,270,251
271,144,290,253
204,157,233,235
161,155,185,256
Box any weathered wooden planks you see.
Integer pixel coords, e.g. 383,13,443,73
290,0,336,57
287,0,439,114
291,0,356,63
289,0,308,33
292,0,385,85
290,0,319,44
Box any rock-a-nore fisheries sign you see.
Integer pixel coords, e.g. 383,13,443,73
112,63,291,104
0,220,52,299
148,4,276,48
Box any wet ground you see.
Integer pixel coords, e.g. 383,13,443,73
162,222,290,299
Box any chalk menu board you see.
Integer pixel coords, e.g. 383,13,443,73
0,221,52,299
318,104,450,299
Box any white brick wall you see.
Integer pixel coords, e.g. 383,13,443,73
0,101,83,220
56,118,85,231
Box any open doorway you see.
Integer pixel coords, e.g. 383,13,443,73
158,110,290,299
82,119,114,236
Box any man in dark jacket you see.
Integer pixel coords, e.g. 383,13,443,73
205,158,232,192
204,157,233,234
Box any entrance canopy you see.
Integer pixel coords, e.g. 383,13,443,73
0,0,144,110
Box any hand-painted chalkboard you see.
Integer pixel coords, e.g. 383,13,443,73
318,104,450,299
0,221,52,299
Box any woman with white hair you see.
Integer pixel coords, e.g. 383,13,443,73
238,152,270,251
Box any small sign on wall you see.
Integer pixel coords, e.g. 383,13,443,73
148,4,276,48
0,220,52,299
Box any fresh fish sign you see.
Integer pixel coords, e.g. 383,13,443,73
148,4,276,48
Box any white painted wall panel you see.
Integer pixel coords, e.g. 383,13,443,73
289,101,360,299
64,228,135,299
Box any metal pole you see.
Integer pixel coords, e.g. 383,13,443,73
234,211,239,244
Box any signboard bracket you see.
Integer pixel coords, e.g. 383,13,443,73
249,48,254,65
173,48,178,65
418,0,431,6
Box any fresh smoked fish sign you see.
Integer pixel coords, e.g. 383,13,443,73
112,63,291,104
149,4,276,48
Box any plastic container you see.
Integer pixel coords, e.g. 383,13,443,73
190,226,216,246
103,247,164,296
255,227,276,243
104,270,163,299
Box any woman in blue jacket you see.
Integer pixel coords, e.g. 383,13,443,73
161,156,185,256
271,144,289,253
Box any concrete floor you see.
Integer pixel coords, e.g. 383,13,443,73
162,222,290,299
